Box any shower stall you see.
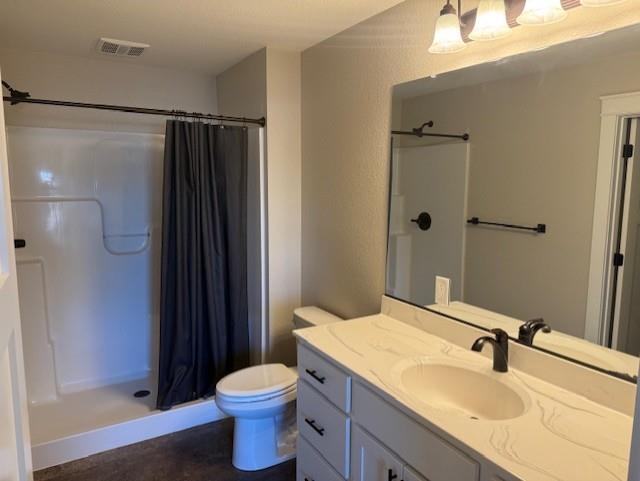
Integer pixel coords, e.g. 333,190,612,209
6,120,266,469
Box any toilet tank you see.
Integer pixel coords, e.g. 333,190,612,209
293,306,343,329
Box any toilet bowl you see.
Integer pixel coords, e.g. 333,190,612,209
215,306,342,471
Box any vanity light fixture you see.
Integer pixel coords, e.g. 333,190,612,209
580,0,627,5
516,0,568,25
428,0,621,53
428,0,467,54
469,0,512,41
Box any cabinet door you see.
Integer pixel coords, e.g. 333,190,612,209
351,425,403,481
403,466,429,481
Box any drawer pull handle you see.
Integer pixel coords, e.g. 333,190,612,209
388,469,398,481
304,418,325,436
305,368,326,384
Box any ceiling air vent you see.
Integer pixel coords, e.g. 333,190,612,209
96,38,149,57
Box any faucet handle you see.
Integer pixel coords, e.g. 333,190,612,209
490,328,509,341
518,318,551,346
522,317,546,329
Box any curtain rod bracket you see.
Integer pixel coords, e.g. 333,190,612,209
1,80,30,105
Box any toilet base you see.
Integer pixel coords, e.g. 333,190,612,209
231,401,297,471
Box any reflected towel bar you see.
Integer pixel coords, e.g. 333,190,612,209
467,217,546,234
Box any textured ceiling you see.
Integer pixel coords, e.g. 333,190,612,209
0,0,405,75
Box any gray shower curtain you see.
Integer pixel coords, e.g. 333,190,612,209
157,120,250,410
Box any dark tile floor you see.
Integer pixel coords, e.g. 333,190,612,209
34,419,296,481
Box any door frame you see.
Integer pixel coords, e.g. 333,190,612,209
0,69,33,480
586,92,640,346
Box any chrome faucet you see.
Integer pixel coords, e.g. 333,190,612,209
471,328,509,372
518,318,551,346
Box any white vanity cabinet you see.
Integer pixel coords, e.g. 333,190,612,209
351,425,403,481
351,425,415,481
402,466,428,481
296,342,521,481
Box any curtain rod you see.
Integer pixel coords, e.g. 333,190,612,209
391,130,469,141
391,120,469,141
1,81,266,127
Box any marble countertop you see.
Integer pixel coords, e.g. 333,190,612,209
294,314,633,481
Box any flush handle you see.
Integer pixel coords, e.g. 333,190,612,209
304,418,325,436
305,368,326,384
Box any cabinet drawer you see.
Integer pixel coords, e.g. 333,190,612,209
297,380,350,478
297,435,344,481
352,382,479,481
298,344,351,412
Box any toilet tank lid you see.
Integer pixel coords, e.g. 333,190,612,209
293,306,343,326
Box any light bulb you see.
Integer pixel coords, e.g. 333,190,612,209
429,3,466,54
516,0,567,25
469,0,512,41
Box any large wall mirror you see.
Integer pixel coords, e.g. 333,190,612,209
388,24,640,382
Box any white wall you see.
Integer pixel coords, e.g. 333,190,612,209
216,49,267,119
264,49,302,366
631,382,640,480
0,48,217,133
217,48,302,365
300,0,640,319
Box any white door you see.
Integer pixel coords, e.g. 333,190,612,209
0,70,33,481
351,425,403,481
613,119,640,354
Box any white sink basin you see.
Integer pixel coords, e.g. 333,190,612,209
393,360,529,421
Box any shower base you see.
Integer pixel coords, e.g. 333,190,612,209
29,376,224,470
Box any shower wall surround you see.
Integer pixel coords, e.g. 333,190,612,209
8,126,163,404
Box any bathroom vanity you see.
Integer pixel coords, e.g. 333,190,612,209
294,297,633,481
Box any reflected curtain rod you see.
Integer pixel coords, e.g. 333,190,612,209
392,120,469,141
1,81,266,127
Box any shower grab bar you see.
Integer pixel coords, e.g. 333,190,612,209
12,196,151,256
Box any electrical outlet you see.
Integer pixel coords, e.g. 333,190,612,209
435,276,450,306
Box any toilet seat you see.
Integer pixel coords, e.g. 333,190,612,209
216,363,297,403
216,383,297,404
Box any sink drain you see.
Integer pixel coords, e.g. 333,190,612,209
134,390,151,398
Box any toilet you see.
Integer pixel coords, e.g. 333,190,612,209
215,306,343,471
